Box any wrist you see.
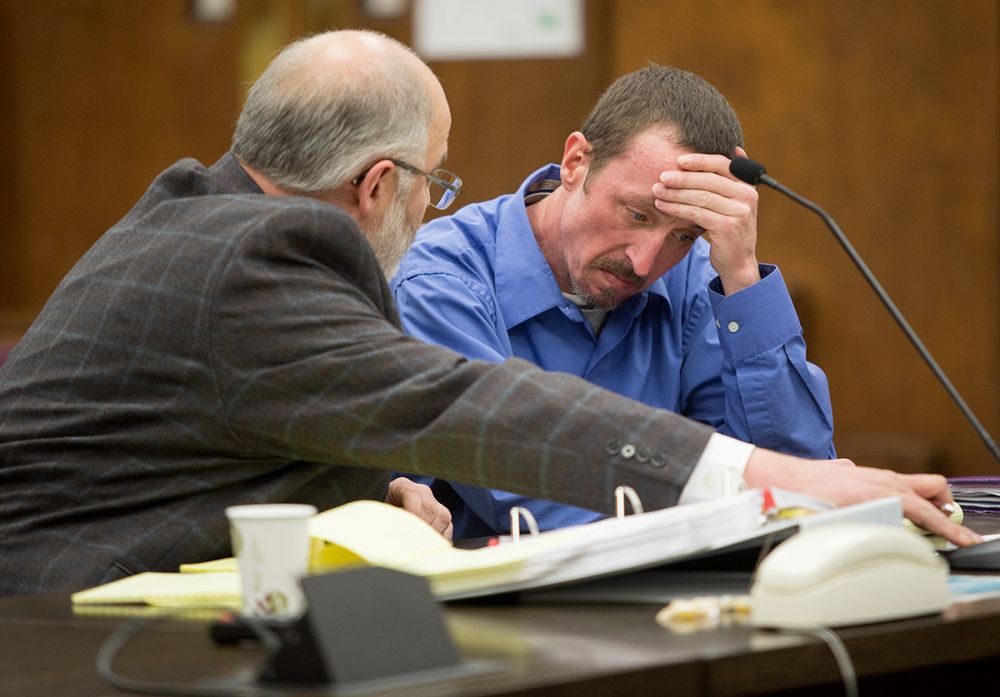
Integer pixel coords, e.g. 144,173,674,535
744,447,798,489
743,448,768,488
718,260,761,295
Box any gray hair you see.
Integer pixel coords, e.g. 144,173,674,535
232,30,433,195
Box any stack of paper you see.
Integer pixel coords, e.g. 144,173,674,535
948,476,1000,514
71,490,902,608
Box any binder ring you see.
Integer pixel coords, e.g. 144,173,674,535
615,485,644,518
510,507,540,544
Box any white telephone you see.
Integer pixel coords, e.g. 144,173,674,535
751,523,949,629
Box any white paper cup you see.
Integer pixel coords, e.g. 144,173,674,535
225,503,317,618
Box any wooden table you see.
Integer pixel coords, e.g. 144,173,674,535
5,517,1000,696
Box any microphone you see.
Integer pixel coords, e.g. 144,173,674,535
730,156,1000,466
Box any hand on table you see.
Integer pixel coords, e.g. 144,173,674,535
385,476,454,541
744,448,982,547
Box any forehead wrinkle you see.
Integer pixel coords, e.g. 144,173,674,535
613,131,702,230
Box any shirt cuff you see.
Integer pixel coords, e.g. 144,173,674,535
708,264,802,363
678,433,755,504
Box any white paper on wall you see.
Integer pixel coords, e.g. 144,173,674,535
414,0,584,61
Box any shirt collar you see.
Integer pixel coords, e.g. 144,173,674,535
212,151,265,195
494,165,673,329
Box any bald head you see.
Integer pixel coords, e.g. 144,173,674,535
268,31,429,100
233,30,440,195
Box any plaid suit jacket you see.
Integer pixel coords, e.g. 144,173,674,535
0,153,713,595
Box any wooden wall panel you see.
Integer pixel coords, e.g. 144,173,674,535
285,0,614,211
610,0,1000,473
0,0,241,329
2,0,996,475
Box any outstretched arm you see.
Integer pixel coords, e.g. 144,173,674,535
744,448,981,546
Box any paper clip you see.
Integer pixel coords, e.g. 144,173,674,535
615,485,643,519
509,507,539,544
759,488,779,524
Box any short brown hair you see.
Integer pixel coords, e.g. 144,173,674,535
581,64,743,178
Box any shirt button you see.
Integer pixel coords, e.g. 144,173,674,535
621,444,636,459
650,452,668,468
605,439,623,455
635,447,652,463
727,321,740,333
715,319,721,328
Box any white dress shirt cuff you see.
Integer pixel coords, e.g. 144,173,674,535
678,433,755,504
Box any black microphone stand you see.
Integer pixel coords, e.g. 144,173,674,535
731,157,1000,466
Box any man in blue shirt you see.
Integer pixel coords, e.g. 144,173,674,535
392,65,834,538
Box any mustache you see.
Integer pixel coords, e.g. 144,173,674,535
593,257,645,286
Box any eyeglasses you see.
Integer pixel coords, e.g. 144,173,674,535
351,159,463,210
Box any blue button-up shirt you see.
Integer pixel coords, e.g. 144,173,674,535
392,165,834,537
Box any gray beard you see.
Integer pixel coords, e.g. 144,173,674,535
569,278,618,309
367,187,418,279
570,257,644,309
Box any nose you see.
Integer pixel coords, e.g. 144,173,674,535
624,235,666,278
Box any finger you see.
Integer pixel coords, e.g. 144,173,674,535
653,200,718,231
402,495,424,515
902,473,953,505
442,522,454,542
421,498,452,528
428,513,447,533
902,494,981,546
428,505,452,531
734,145,748,159
658,169,751,199
653,198,746,233
653,182,748,218
676,153,734,177
385,476,416,506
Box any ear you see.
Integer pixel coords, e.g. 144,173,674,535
354,160,396,221
559,131,591,191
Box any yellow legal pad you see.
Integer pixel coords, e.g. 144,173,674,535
71,500,541,608
186,500,544,594
71,571,241,609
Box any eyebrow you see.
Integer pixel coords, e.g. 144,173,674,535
620,193,658,216
622,193,705,234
